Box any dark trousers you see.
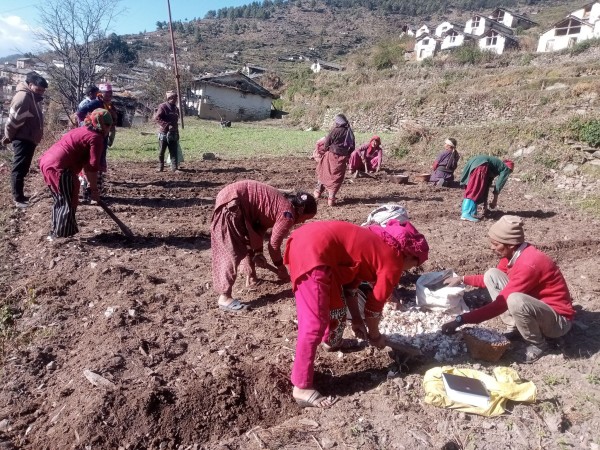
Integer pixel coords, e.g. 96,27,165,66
49,170,79,238
158,134,178,167
11,139,37,201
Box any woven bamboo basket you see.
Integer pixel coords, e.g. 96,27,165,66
462,328,511,362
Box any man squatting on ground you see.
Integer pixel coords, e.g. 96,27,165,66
441,215,574,363
2,72,48,208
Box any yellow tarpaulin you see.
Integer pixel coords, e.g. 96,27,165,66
423,366,537,417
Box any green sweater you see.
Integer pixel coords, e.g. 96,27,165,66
460,155,512,194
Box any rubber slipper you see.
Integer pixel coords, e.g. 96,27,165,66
218,299,248,312
294,391,338,408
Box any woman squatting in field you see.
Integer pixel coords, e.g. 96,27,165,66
283,219,429,407
211,180,317,312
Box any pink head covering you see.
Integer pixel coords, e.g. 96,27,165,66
99,83,113,92
367,219,429,265
503,159,514,170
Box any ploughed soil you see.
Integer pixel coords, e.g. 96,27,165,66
1,155,599,450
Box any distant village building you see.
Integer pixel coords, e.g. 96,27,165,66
242,63,268,78
440,29,476,51
537,15,599,52
435,21,462,38
464,14,514,36
415,34,439,60
400,25,415,37
190,72,277,122
310,60,344,73
416,25,430,38
488,8,537,29
16,58,34,69
478,29,519,54
537,2,600,52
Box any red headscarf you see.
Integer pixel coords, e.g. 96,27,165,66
368,136,381,155
367,219,429,265
503,159,514,170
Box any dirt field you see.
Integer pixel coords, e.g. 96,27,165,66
1,155,599,450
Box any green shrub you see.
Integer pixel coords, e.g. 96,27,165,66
570,38,600,56
372,40,405,70
570,118,600,147
450,45,496,65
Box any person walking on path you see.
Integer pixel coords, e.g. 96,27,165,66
313,114,355,206
155,90,180,172
39,109,113,240
284,219,429,407
430,138,460,187
211,180,317,312
2,72,48,208
441,215,574,363
459,155,514,222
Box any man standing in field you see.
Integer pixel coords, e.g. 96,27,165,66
2,72,48,208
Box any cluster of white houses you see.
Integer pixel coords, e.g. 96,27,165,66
412,2,600,61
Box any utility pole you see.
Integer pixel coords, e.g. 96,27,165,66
166,0,184,129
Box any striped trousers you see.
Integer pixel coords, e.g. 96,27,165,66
49,170,79,238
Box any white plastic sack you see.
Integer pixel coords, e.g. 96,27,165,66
361,204,409,227
166,143,185,164
416,270,469,315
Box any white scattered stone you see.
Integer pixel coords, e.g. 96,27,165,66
46,361,57,371
0,419,9,431
90,262,97,269
104,307,116,318
562,164,578,174
83,369,115,389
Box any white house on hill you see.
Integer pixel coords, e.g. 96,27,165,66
435,21,462,38
415,34,439,60
537,16,598,52
464,14,514,36
478,29,519,54
190,72,276,122
440,29,476,51
571,2,600,23
416,25,430,38
488,8,537,29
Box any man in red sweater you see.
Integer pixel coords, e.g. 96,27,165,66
441,215,574,363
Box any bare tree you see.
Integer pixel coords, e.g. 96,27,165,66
33,0,123,113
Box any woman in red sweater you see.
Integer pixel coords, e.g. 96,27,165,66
211,180,317,312
39,109,112,240
284,219,429,407
441,215,574,363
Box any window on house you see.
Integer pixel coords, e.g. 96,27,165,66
555,19,582,36
568,37,577,48
497,11,505,22
486,32,498,46
545,39,555,51
423,39,429,45
450,34,457,43
472,17,481,29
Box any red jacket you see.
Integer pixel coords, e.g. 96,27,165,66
284,221,404,313
462,244,574,323
39,127,105,193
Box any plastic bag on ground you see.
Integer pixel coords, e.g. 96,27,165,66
361,204,409,227
416,270,469,314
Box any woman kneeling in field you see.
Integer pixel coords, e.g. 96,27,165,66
211,180,317,312
284,219,429,407
39,108,113,240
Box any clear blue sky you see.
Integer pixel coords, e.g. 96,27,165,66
0,0,252,57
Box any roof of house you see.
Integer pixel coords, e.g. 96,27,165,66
479,28,519,43
490,8,538,25
441,29,477,40
244,64,269,72
193,72,276,99
552,15,595,28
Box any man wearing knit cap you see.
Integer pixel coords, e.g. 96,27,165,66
441,215,574,363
